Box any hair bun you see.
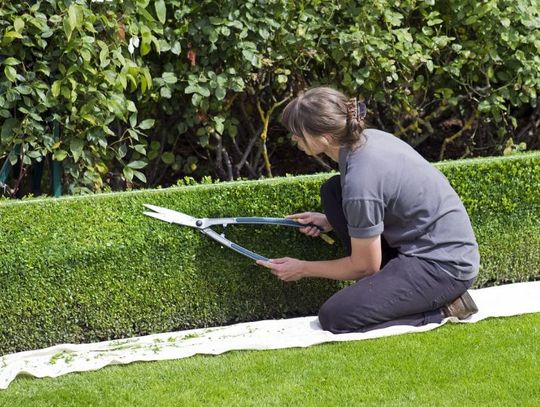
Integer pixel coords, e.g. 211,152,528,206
346,98,358,122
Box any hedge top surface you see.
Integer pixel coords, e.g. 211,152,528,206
1,151,539,207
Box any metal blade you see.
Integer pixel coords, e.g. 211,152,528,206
143,211,175,223
143,204,199,227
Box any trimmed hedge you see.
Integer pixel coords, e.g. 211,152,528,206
1,152,539,354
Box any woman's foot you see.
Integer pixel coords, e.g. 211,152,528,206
441,291,479,320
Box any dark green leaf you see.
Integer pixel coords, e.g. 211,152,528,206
162,72,177,84
27,150,42,159
130,113,138,128
160,87,172,98
139,119,155,130
63,18,73,41
191,93,202,106
4,31,23,40
68,5,82,30
141,41,151,56
1,118,19,140
134,144,147,155
128,129,139,141
133,170,147,183
185,85,198,94
14,18,25,33
127,160,147,169
161,152,175,165
215,87,226,100
214,116,225,135
4,66,17,82
2,57,21,66
118,144,127,159
99,48,110,67
15,85,32,95
8,151,18,165
171,41,181,55
155,0,167,24
52,80,62,97
123,166,134,182
70,138,84,162
54,150,68,161
126,100,137,113
198,86,210,97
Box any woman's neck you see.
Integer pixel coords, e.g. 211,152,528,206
324,144,341,162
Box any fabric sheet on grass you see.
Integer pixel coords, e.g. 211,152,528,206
2,281,540,390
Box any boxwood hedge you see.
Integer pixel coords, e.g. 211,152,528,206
0,152,539,354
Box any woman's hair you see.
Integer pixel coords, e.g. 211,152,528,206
280,87,366,149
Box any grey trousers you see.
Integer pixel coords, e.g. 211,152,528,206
318,175,475,334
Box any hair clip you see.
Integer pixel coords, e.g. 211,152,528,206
357,102,367,120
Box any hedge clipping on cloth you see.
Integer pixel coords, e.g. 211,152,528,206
0,152,539,355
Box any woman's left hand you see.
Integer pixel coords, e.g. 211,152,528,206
256,257,306,282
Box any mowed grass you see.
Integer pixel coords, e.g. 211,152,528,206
1,313,539,407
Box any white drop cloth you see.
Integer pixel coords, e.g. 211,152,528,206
1,281,539,390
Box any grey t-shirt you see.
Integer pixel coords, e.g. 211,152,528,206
338,129,480,280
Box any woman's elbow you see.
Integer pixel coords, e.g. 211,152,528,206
363,266,380,277
349,259,379,279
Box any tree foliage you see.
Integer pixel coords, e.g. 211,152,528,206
0,0,539,194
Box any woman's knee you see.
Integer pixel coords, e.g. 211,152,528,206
318,301,340,333
318,298,358,334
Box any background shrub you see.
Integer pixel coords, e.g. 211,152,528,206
0,0,539,195
0,152,538,354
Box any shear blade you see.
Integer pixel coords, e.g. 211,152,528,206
143,211,175,223
143,204,200,227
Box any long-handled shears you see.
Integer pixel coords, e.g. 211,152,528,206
143,204,327,261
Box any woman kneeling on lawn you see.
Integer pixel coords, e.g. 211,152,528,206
257,87,480,333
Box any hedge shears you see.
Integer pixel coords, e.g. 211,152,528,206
143,204,333,261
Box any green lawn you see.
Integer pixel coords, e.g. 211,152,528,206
1,313,539,406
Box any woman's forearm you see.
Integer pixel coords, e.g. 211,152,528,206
300,256,375,281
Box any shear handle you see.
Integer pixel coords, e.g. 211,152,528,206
201,228,269,262
205,217,323,230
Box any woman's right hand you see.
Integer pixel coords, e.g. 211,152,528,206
286,212,333,237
